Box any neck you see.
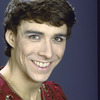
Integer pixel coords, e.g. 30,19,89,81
0,59,42,100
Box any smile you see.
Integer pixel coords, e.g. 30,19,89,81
32,60,50,68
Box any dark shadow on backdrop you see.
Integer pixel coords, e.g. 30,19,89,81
98,0,100,99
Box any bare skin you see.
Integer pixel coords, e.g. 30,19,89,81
0,20,67,100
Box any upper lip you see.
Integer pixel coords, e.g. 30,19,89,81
31,57,59,63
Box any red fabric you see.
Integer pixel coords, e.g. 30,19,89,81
41,81,67,100
0,74,67,100
0,74,21,100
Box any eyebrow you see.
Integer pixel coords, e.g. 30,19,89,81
24,30,44,35
54,34,67,38
24,30,67,38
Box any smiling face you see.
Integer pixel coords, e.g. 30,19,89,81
8,20,67,82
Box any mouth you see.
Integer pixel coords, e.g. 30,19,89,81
31,60,51,68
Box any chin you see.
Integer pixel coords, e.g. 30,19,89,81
37,75,50,82
27,72,51,83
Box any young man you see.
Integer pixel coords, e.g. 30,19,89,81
0,0,76,100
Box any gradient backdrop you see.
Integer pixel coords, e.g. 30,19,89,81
0,0,98,100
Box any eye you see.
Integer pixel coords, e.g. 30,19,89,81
29,35,40,40
54,37,64,42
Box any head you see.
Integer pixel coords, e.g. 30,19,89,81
4,0,76,57
4,0,76,82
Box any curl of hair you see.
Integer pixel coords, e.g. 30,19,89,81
4,0,76,57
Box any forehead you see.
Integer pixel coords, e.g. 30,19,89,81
17,20,67,35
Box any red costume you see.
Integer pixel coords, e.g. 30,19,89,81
0,72,67,100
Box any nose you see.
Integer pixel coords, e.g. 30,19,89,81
38,40,54,59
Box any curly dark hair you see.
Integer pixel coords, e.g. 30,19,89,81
4,0,76,57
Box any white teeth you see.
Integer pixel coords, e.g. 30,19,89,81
34,61,50,68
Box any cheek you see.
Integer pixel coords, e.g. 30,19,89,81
16,39,31,52
22,40,43,53
16,41,41,57
14,39,28,59
14,41,30,66
54,43,66,57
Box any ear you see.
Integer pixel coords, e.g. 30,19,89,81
5,30,16,48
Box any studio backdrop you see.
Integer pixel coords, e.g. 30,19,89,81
0,0,98,100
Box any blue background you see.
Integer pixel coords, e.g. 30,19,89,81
0,0,98,100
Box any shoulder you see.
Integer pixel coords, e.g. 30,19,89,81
43,81,63,92
41,81,67,100
0,74,21,100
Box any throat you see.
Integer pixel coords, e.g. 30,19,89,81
0,66,42,100
22,89,42,100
